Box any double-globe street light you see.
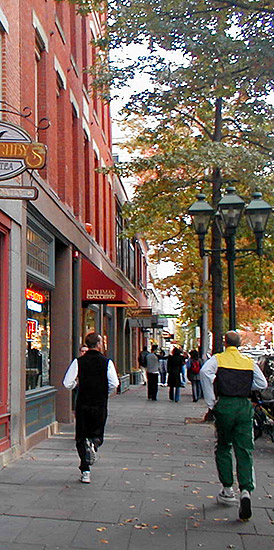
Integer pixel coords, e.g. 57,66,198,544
188,186,273,331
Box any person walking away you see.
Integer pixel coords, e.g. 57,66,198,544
167,347,184,402
200,330,267,521
138,346,149,385
186,350,202,402
158,349,168,385
181,350,189,387
63,332,119,483
145,344,160,400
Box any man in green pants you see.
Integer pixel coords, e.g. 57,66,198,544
200,331,267,521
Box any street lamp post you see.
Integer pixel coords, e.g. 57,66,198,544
188,187,273,333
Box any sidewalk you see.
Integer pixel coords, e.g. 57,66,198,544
0,383,273,550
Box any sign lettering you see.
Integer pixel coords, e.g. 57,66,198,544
0,186,38,200
0,121,47,181
86,289,116,301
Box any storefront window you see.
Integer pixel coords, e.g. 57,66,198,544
82,306,96,338
26,286,50,390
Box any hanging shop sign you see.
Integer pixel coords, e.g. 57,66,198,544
125,307,152,318
0,121,46,196
0,186,38,199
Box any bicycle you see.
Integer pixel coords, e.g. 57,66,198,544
253,396,274,442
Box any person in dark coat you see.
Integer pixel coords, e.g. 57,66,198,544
167,347,184,402
186,349,203,402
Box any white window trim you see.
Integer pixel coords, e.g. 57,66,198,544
93,139,100,161
70,90,80,118
0,8,9,34
82,118,90,141
32,11,48,52
54,56,67,90
83,96,90,123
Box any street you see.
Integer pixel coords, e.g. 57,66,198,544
0,383,273,550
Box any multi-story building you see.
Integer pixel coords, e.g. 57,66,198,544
0,0,148,467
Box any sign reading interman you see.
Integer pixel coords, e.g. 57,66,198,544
0,121,47,199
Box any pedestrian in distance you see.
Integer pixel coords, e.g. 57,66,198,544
138,345,149,385
186,349,203,402
63,332,119,484
158,349,168,385
167,347,184,402
79,344,88,356
180,349,189,387
145,344,160,401
200,330,267,521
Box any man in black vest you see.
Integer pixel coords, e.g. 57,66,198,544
63,332,119,483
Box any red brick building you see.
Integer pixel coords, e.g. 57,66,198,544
0,0,149,465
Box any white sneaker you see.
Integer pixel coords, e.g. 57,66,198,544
80,471,90,483
217,487,238,505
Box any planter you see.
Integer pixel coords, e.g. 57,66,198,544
130,370,142,385
117,374,130,393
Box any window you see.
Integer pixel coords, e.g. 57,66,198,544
81,16,88,90
34,33,46,140
84,132,91,223
56,66,66,200
26,216,55,286
72,104,80,216
27,228,50,278
116,201,124,270
26,285,51,390
70,4,77,65
94,151,100,243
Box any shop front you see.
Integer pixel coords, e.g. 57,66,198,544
81,257,137,388
25,214,57,438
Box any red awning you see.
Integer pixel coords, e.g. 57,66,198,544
82,258,135,304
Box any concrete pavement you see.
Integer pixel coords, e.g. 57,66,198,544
0,383,273,550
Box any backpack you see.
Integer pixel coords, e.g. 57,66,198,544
190,359,201,375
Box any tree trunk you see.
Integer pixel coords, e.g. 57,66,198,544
211,98,223,353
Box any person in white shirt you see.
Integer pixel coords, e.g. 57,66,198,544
63,332,119,483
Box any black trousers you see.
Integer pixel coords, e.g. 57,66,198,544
75,403,107,472
147,373,158,400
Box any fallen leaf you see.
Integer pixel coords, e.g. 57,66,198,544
152,525,159,529
97,527,107,532
206,495,215,499
214,518,228,522
134,523,149,529
123,468,128,470
165,508,171,512
99,540,109,544
193,522,200,527
129,505,135,509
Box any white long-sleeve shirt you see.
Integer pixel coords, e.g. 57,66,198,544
63,357,119,394
200,355,268,410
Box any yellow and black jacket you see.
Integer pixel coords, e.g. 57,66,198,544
214,347,254,398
